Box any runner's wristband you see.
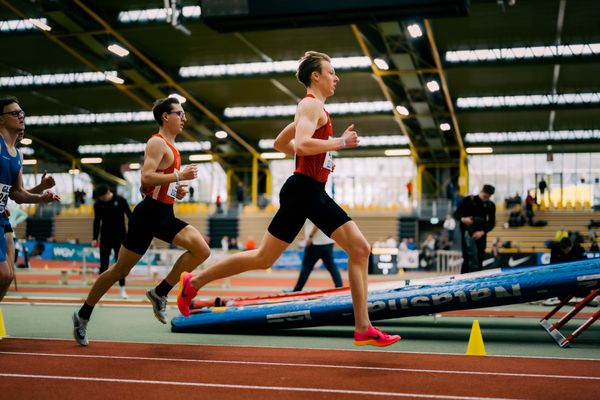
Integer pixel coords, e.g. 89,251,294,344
174,170,179,183
340,138,346,148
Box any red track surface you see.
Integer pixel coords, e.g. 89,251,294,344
0,338,599,399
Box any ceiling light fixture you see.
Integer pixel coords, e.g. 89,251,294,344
168,93,187,103
407,24,423,38
396,105,410,116
106,75,125,84
189,154,213,162
108,44,130,57
384,149,411,156
28,18,51,31
426,81,440,92
261,152,286,159
466,147,493,154
373,58,389,70
81,157,103,164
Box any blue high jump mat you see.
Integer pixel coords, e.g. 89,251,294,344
171,259,600,333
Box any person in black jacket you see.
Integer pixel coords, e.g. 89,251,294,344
92,184,132,298
550,237,585,264
456,184,496,273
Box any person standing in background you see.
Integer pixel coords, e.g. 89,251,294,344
92,184,132,299
292,220,343,292
456,184,496,274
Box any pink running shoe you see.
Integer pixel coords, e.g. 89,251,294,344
354,326,401,347
177,272,198,317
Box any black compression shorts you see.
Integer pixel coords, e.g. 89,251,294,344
3,224,13,234
268,173,351,244
122,197,188,255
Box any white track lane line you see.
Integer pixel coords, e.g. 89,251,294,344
0,373,520,400
9,336,600,362
1,351,598,381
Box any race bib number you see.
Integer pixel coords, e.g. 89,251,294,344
167,169,180,199
0,183,11,213
167,182,178,199
322,138,334,171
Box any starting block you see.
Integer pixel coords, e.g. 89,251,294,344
540,289,600,347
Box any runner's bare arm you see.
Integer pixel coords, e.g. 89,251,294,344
141,138,197,186
294,99,359,156
9,168,59,204
29,170,55,194
273,122,296,156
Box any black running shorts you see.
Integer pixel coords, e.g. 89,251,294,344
268,173,351,244
3,223,13,234
122,197,188,255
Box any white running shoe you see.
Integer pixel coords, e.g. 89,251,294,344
120,287,128,299
146,289,167,324
541,297,561,306
72,310,89,346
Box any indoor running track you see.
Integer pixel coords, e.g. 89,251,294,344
1,338,599,399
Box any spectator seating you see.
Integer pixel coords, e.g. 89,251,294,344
487,210,600,253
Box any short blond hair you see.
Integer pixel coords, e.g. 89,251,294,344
296,51,331,87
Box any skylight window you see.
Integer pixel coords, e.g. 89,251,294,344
445,43,600,63
179,57,370,78
118,6,201,23
259,135,408,149
26,111,154,126
465,130,600,143
457,92,600,109
0,71,118,87
78,141,210,154
0,18,49,32
224,101,393,119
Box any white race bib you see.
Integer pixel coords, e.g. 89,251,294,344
167,182,178,199
0,183,11,214
167,169,180,199
322,138,334,171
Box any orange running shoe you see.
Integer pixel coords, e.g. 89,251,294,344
177,272,198,317
353,326,401,347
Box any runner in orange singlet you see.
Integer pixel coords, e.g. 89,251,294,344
177,51,400,346
72,97,211,346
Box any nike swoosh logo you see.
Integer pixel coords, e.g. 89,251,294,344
366,335,381,340
508,256,530,267
181,280,188,297
482,258,495,267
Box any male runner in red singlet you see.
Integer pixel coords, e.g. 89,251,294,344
72,97,211,346
177,51,400,346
